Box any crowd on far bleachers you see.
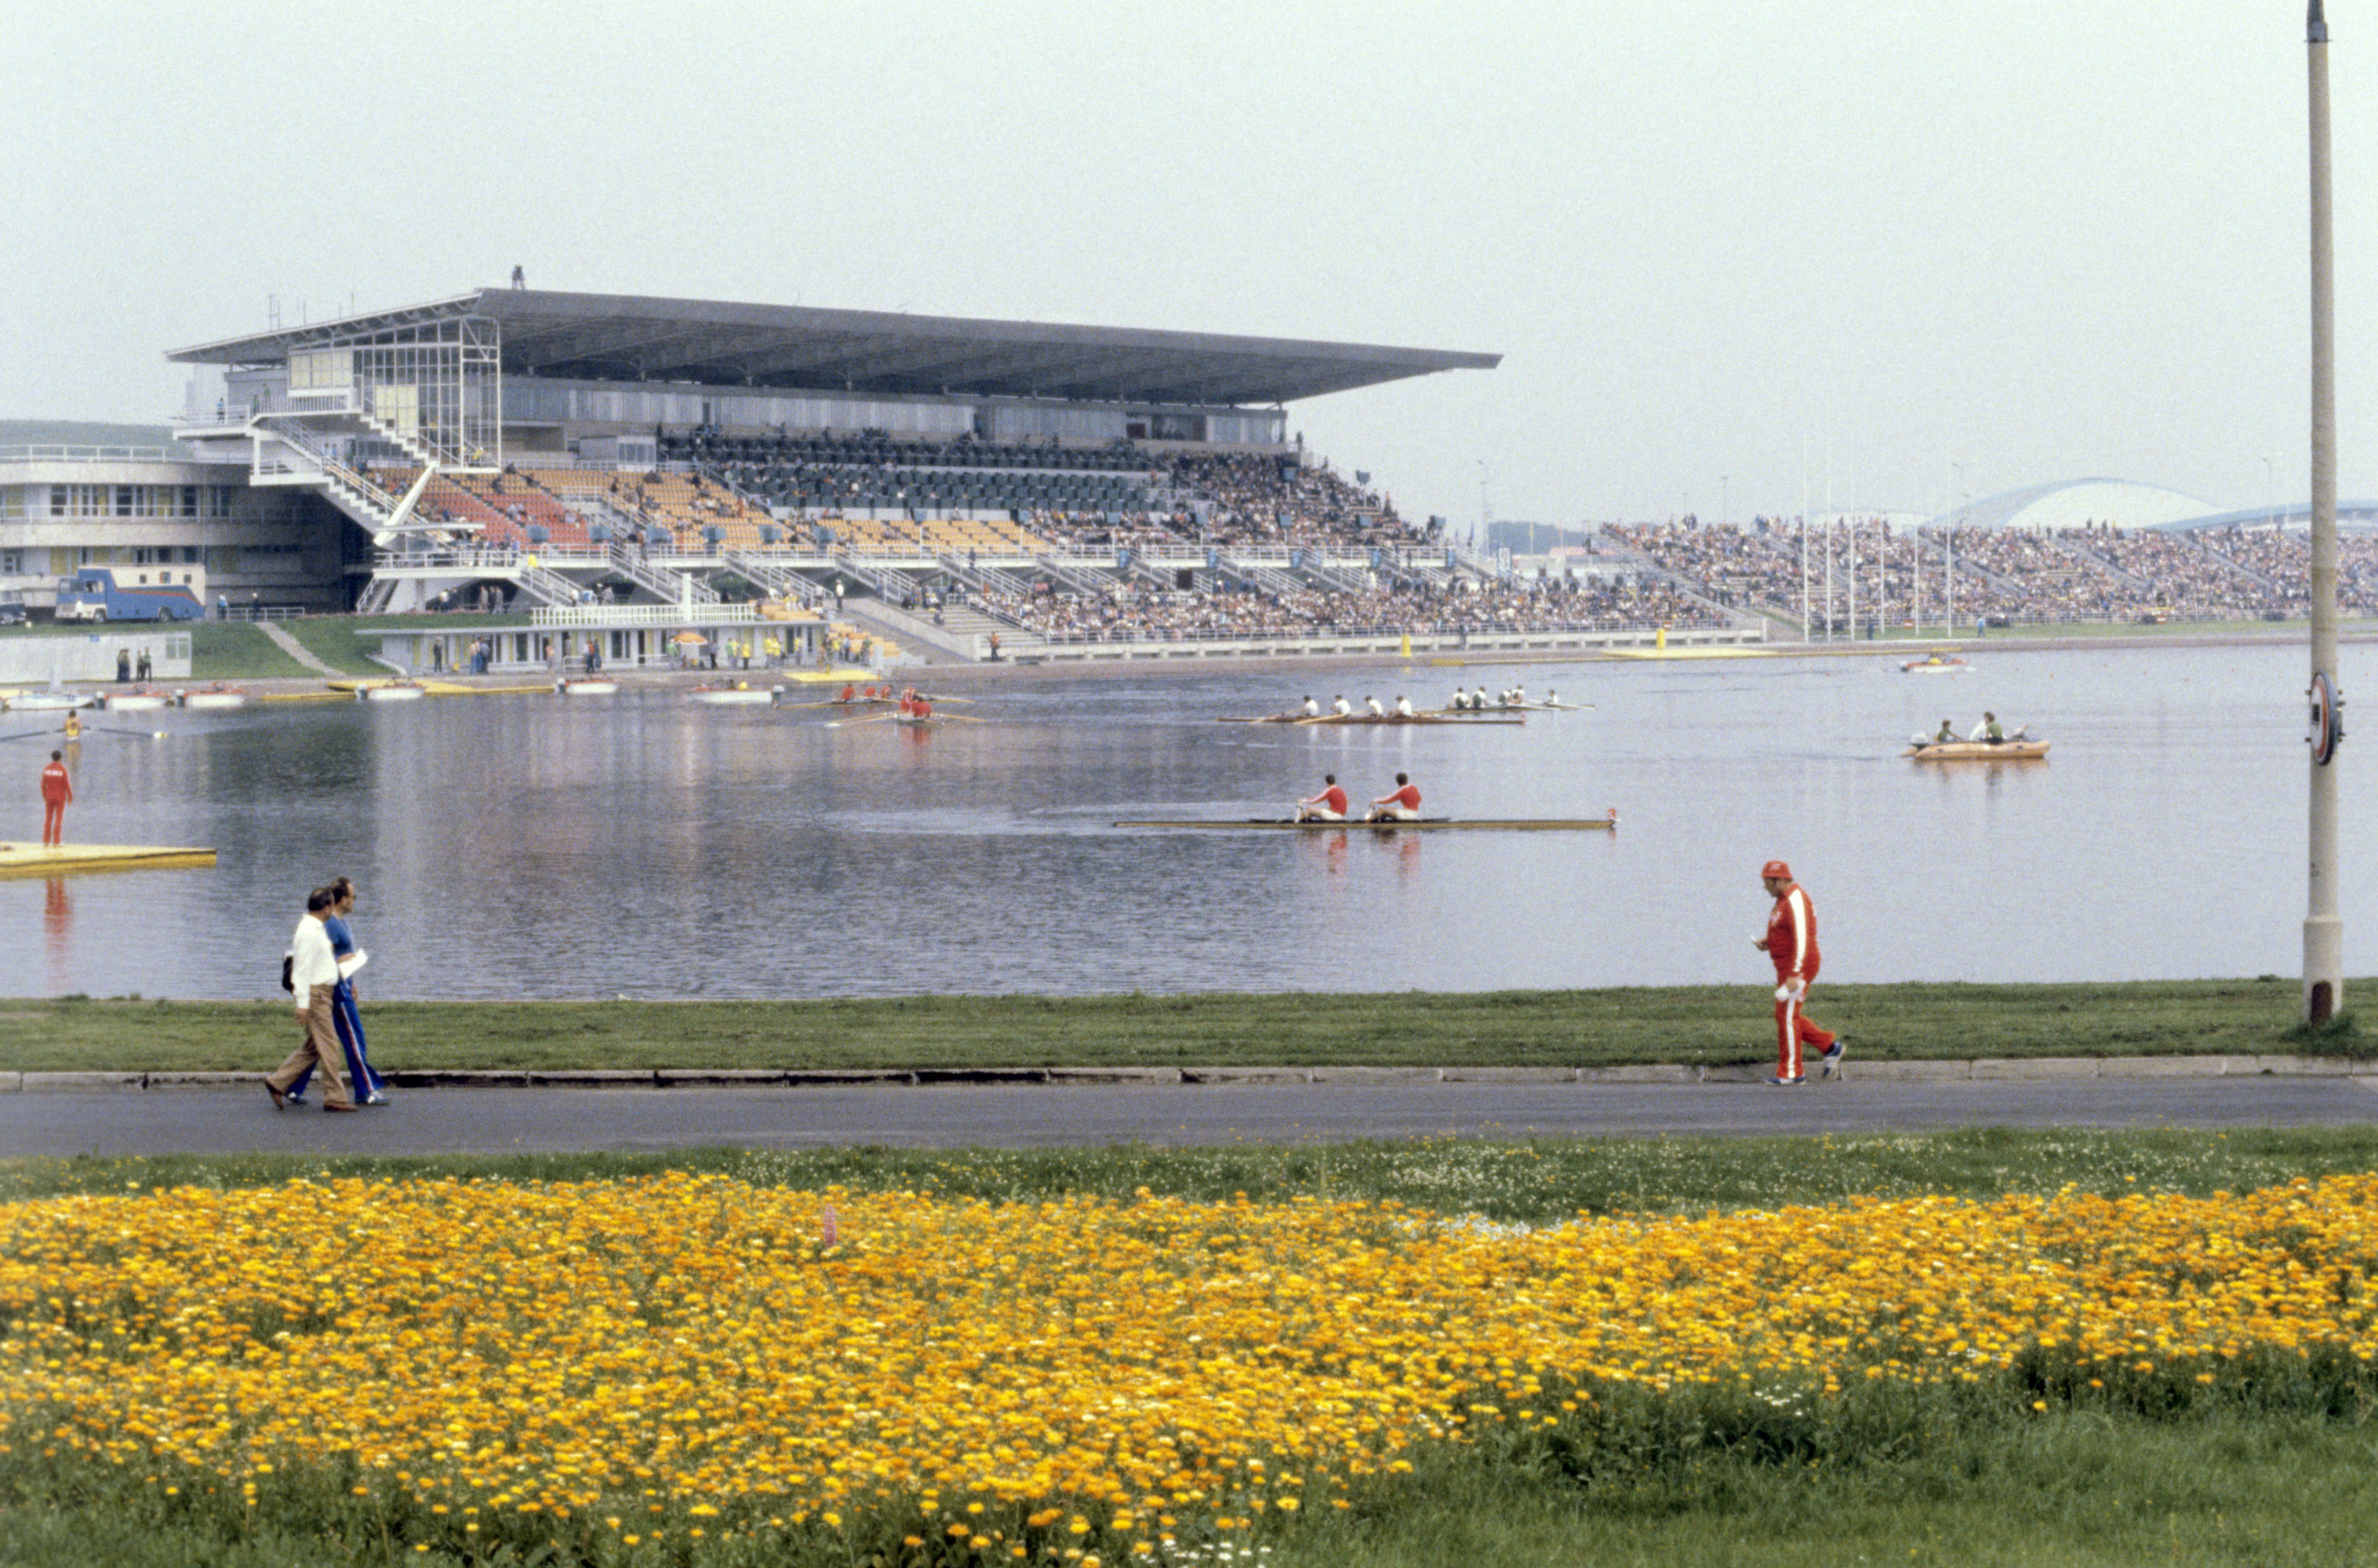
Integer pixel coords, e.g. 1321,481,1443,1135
973,570,1726,644
1612,519,2378,627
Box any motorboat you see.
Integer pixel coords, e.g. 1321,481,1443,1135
555,678,621,696
6,690,94,713
356,681,427,703
101,688,172,712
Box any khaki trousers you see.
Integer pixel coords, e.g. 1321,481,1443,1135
268,984,353,1108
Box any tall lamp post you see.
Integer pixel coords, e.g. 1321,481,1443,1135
2306,0,2345,1022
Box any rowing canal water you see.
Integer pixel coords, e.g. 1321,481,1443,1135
2,639,2370,1000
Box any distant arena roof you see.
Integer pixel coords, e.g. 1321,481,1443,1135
1935,478,2217,533
169,289,1501,407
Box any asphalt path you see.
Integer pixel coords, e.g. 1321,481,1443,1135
2,1075,2376,1157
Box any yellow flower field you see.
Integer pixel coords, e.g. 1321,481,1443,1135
2,1172,2376,1556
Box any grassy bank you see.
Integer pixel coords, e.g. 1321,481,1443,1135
184,621,319,679
8,1132,2378,1567
0,976,2353,1074
270,611,517,676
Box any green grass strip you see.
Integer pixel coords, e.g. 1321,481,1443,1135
2,977,2358,1075
8,1125,2377,1211
183,622,318,680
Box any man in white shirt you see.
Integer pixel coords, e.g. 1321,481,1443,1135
264,888,358,1112
1364,695,1385,717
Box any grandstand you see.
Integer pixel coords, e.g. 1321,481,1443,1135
155,287,1762,662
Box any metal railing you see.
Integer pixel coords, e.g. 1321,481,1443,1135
529,603,759,628
0,444,181,463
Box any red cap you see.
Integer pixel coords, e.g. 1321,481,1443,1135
1761,859,1792,880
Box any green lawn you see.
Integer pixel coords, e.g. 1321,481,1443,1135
0,977,2351,1075
270,612,517,675
184,622,318,679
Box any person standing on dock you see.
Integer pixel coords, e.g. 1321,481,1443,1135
38,751,71,846
1369,772,1422,822
264,888,358,1114
1754,859,1842,1086
1295,772,1349,822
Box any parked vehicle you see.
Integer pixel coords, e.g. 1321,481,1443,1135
52,569,202,623
0,590,25,626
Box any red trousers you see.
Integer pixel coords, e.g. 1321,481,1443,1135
42,802,64,846
1774,973,1834,1079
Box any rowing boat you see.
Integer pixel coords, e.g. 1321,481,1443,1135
1904,739,2050,760
1218,713,1525,726
1118,816,1617,832
1428,701,1588,714
1901,656,1971,673
178,686,250,710
787,694,973,709
689,685,779,706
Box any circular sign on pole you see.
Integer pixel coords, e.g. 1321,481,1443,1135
2309,670,2345,766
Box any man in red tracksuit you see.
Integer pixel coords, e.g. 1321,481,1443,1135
1754,859,1842,1085
38,750,71,847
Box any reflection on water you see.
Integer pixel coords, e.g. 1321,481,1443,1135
0,641,2366,999
42,878,68,995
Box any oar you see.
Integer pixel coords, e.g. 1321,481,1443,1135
83,723,169,739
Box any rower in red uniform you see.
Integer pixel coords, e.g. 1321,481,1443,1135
1754,859,1843,1085
1295,772,1349,822
839,682,857,703
1368,772,1422,822
39,749,72,846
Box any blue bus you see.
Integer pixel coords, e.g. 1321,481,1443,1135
53,569,204,623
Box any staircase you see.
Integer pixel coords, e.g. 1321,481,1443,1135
1295,551,1373,595
1033,554,1122,596
828,552,920,601
723,551,825,609
938,553,1037,599
1216,553,1304,596
609,543,720,604
513,559,583,607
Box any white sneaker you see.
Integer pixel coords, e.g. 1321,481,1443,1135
1819,1038,1848,1078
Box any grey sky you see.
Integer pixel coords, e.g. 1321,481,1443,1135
1,1,2367,530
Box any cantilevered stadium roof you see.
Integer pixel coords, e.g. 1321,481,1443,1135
169,290,1501,407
